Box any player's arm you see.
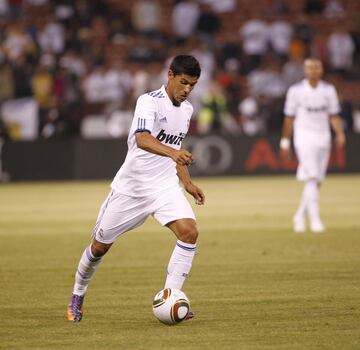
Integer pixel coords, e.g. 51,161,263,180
329,114,346,149
280,116,294,158
176,164,205,205
135,131,193,166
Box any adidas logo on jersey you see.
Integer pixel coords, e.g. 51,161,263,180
159,117,167,123
148,90,165,98
156,129,186,146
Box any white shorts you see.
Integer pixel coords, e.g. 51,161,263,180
295,145,330,182
92,186,196,244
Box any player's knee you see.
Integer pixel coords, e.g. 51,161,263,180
179,225,199,244
91,240,112,257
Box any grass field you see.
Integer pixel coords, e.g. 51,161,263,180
1,175,360,350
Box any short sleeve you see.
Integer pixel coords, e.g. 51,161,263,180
133,94,157,133
327,85,341,115
284,86,297,117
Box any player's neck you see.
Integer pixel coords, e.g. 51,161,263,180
165,85,180,107
308,79,319,88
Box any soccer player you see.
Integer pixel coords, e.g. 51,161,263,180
280,58,345,233
67,55,205,322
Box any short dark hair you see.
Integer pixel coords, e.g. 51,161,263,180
169,55,201,78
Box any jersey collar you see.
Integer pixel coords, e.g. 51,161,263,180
305,79,322,90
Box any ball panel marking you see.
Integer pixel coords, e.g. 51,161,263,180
152,288,190,325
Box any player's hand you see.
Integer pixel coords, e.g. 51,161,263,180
335,132,346,149
185,183,205,205
172,149,194,166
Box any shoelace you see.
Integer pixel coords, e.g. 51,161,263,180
71,295,84,312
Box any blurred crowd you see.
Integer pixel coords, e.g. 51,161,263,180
0,0,360,140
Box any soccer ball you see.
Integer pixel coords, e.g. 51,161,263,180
152,288,190,325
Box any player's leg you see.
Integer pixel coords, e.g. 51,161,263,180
68,191,150,322
293,185,307,233
295,145,327,233
293,146,314,232
67,239,112,322
166,218,198,320
304,178,324,232
72,240,112,297
152,187,199,320
307,147,330,232
165,218,198,290
152,187,198,290
67,190,116,322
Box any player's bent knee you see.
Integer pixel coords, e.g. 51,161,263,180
91,239,112,257
179,226,199,244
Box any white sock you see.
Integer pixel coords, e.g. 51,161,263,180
73,245,103,296
304,179,321,223
164,240,196,290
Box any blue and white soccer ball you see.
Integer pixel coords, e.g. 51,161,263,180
152,288,190,325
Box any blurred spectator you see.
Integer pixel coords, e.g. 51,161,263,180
268,18,293,60
2,23,36,63
288,38,307,61
323,0,345,19
54,2,75,22
31,64,54,132
327,27,355,75
38,16,65,54
239,18,268,72
248,60,287,99
217,58,242,117
59,50,86,77
82,64,107,104
198,80,239,134
131,0,162,39
0,0,358,140
248,60,286,131
0,0,10,17
171,0,199,44
239,96,268,135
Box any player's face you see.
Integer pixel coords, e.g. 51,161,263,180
304,60,323,82
167,70,199,106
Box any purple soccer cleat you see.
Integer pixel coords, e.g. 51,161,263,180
67,294,84,322
185,310,194,320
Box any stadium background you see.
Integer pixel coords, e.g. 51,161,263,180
0,0,360,180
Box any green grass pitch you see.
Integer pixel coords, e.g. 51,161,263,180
0,175,360,350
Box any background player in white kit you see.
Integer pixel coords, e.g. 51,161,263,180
280,58,345,233
67,55,205,322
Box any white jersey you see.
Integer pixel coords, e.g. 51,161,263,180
111,85,193,197
284,79,340,148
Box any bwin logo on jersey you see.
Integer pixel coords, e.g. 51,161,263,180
156,129,186,145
